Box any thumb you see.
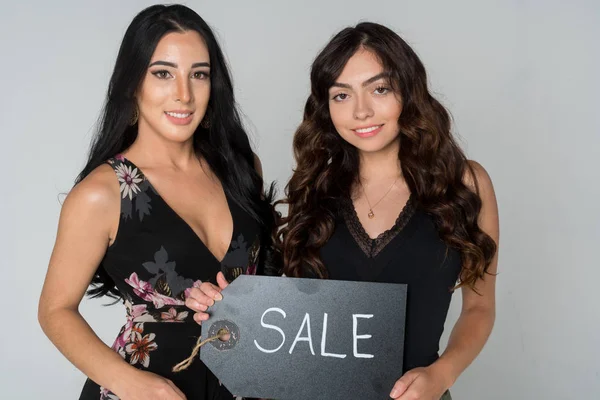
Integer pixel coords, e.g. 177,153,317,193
216,271,229,290
390,371,417,398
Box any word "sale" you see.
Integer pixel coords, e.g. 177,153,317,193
253,307,375,359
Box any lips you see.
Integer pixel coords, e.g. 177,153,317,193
165,111,192,118
164,110,194,125
352,124,384,138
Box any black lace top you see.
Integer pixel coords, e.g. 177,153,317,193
320,196,462,372
339,194,417,258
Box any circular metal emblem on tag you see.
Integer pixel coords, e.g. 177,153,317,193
207,319,240,350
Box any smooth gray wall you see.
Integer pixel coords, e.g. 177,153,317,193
1,0,598,398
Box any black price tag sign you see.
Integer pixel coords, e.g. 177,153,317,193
199,276,407,399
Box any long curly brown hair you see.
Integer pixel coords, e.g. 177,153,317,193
275,23,497,289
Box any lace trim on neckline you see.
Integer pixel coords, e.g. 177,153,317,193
340,195,416,258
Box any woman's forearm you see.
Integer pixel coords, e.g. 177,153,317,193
430,306,496,389
39,307,137,394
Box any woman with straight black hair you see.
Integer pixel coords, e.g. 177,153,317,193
38,4,273,399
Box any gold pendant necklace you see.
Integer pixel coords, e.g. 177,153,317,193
361,178,398,219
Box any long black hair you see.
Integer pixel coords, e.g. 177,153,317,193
81,4,275,298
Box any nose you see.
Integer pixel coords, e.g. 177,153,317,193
353,94,374,120
175,77,193,104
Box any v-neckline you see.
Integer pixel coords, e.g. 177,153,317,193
341,193,416,259
120,155,235,264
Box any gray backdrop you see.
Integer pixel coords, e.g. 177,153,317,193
1,0,598,399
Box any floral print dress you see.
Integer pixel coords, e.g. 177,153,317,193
79,155,262,400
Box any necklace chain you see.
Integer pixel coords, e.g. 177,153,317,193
360,177,398,219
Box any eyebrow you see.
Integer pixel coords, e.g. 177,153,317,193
148,61,210,68
331,72,389,89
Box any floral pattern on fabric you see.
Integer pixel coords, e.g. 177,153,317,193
221,233,260,281
107,155,153,221
110,247,201,366
143,246,195,299
115,163,142,200
160,307,189,322
246,236,260,276
99,387,119,400
125,323,158,367
80,154,263,400
124,272,185,309
111,300,154,358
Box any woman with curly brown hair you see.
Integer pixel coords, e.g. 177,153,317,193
188,22,499,400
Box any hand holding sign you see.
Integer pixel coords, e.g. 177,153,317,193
390,365,450,400
186,272,229,324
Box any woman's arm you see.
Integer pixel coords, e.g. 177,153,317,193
391,161,499,399
38,165,136,390
38,165,185,399
431,160,499,388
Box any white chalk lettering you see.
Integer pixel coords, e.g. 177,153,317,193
352,314,374,359
288,313,315,355
254,307,286,354
320,313,347,358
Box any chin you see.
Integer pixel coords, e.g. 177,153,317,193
160,130,196,143
346,137,397,154
160,125,200,142
355,144,390,154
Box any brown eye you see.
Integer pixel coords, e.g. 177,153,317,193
192,71,209,79
333,93,349,101
152,70,171,79
374,86,390,95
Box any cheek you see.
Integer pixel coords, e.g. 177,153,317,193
194,84,211,105
329,115,356,146
139,83,169,110
381,100,403,121
329,104,352,133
